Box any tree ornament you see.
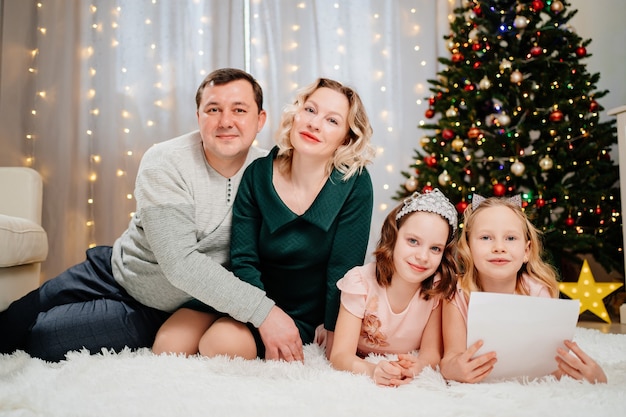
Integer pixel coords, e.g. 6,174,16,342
575,46,587,58
493,183,506,196
478,76,492,90
451,137,465,151
420,136,431,147
499,59,512,71
422,184,433,193
445,107,458,117
456,200,469,213
539,155,554,170
559,259,624,323
531,0,545,12
424,155,438,167
595,205,602,215
404,177,418,192
549,109,564,122
511,160,526,176
464,83,476,92
438,170,451,186
467,126,482,139
536,197,545,208
441,128,455,141
452,52,464,63
565,215,575,226
425,108,435,119
428,97,436,106
589,100,599,112
513,15,529,29
550,1,564,13
530,46,543,57
510,70,523,83
497,113,511,126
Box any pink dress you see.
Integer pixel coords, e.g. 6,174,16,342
449,273,552,324
338,262,440,357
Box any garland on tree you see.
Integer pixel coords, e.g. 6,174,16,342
396,0,623,274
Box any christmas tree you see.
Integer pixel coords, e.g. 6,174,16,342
397,0,623,275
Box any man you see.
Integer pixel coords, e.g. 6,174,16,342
0,68,303,362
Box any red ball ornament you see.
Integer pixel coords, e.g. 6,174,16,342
575,46,587,58
473,6,482,17
422,185,433,193
425,108,435,119
493,183,506,196
428,97,436,106
595,206,602,215
473,61,481,70
589,100,599,112
452,53,464,63
464,83,476,92
565,216,575,226
424,155,438,167
549,109,564,123
456,200,469,214
536,198,545,208
436,92,443,100
531,0,544,11
472,43,482,51
530,46,543,57
442,128,455,141
467,126,482,139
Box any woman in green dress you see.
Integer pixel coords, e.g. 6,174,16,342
154,78,376,362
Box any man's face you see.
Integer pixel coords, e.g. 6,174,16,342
196,79,266,172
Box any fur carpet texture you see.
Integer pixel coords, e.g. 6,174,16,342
0,327,625,417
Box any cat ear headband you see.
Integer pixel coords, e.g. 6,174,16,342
396,188,458,234
472,193,522,210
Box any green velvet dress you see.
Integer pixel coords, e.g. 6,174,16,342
230,147,373,343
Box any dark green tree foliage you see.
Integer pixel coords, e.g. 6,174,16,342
397,0,623,274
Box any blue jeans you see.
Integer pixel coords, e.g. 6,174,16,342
0,246,170,361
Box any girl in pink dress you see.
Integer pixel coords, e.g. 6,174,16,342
329,188,458,386
440,195,607,384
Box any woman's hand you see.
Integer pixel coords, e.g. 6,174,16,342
555,340,607,383
440,340,497,383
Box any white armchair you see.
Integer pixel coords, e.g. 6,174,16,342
0,167,49,311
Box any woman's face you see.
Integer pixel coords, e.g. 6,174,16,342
290,87,350,161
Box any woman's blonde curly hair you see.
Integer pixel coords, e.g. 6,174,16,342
275,78,375,180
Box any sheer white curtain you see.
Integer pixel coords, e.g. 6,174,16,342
0,0,454,280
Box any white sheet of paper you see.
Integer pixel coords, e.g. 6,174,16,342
466,292,580,381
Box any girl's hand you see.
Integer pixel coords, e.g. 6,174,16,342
372,360,411,387
396,353,429,379
440,340,497,383
555,340,607,384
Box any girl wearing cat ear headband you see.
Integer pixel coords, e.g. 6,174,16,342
440,195,606,384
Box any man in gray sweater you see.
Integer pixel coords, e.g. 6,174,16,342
0,68,303,363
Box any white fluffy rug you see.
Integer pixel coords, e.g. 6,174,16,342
1,327,625,417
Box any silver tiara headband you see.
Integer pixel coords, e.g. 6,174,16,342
472,193,522,210
396,188,458,234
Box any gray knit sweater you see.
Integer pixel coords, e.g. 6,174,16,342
111,131,274,327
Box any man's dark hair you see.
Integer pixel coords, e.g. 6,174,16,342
195,68,263,112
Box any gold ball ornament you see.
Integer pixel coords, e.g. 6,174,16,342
420,136,431,147
550,0,564,13
451,137,464,151
438,171,451,186
404,177,418,192
478,76,492,90
500,59,512,71
539,155,554,170
510,160,525,176
510,70,523,84
513,15,529,29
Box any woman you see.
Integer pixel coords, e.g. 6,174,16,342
153,78,376,361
